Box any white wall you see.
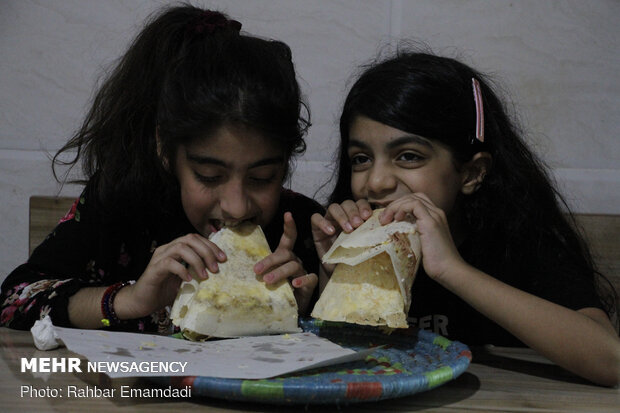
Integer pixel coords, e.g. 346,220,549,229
1,0,619,279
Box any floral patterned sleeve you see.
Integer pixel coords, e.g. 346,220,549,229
1,192,100,329
1,189,159,331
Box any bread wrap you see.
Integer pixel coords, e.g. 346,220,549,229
311,209,421,328
170,223,301,339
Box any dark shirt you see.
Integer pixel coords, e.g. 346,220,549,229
1,186,324,332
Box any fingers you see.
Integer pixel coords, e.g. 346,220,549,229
338,200,363,231
311,212,336,239
158,257,193,282
264,260,305,284
311,199,373,242
255,248,304,283
326,199,373,233
151,234,227,282
357,199,373,220
292,273,317,289
255,211,310,288
380,193,442,225
278,212,298,251
293,273,318,315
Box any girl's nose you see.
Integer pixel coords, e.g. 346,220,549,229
366,164,397,198
220,179,252,220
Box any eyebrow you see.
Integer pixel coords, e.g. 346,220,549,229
349,135,433,150
186,154,285,169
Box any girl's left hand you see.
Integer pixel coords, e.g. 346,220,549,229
254,212,317,315
379,193,467,283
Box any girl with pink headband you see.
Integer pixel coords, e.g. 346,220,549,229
312,50,619,386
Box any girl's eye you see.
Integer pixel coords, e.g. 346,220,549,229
397,152,423,162
194,173,221,184
350,154,371,166
249,175,276,184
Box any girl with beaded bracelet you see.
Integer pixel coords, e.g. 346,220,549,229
311,50,620,386
1,5,322,333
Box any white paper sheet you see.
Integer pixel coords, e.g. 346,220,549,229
53,326,374,379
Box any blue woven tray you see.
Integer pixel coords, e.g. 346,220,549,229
150,318,471,405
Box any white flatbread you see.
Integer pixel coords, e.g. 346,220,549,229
311,209,421,328
170,223,301,339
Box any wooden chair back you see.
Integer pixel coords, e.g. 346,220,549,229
29,196,76,256
573,214,620,295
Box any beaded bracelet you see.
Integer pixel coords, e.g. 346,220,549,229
100,281,133,327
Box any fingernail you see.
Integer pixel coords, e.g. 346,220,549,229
326,225,335,234
352,216,363,226
218,252,226,260
254,262,264,273
344,222,353,232
210,263,219,273
293,278,302,287
202,269,209,279
264,274,274,283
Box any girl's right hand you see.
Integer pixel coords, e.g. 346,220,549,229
118,233,227,319
311,199,372,276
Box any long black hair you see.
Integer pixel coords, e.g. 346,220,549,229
53,4,309,224
331,48,617,324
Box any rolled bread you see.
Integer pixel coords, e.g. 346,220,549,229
311,209,421,328
170,223,301,339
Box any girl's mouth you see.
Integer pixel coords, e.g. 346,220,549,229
208,218,256,233
369,201,394,209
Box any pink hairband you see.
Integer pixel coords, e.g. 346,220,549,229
472,78,484,143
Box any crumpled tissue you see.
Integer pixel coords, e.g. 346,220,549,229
31,315,61,350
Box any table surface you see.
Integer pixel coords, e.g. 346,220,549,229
1,327,618,412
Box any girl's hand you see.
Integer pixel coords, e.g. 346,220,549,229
379,193,467,282
119,234,227,319
311,199,373,276
254,212,317,315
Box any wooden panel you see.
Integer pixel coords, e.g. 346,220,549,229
573,214,620,295
29,196,76,255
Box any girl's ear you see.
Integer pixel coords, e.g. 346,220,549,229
461,152,492,195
